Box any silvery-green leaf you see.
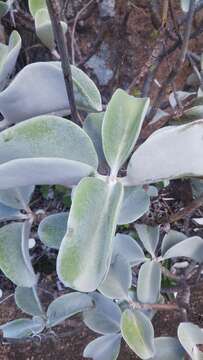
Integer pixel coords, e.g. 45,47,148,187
0,202,21,221
191,178,203,198
117,186,150,225
15,287,44,317
35,9,67,51
102,89,150,174
137,261,161,304
181,0,199,12
0,116,98,169
47,292,93,327
83,292,121,334
38,212,68,249
28,0,46,16
147,186,158,197
98,254,132,300
0,62,102,125
113,233,146,266
83,334,121,360
162,236,203,262
0,186,34,209
0,31,21,91
125,120,203,186
178,322,203,359
0,317,45,339
169,91,194,109
57,178,123,292
161,230,187,256
135,224,159,257
121,308,155,359
0,1,9,18
0,222,36,286
0,158,94,189
149,337,185,360
83,112,106,166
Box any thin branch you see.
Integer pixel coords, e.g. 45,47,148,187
46,0,80,126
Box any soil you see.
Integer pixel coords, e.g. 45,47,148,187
1,0,203,359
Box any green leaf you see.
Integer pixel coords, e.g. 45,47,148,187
0,62,102,125
83,292,121,334
28,0,46,16
135,224,159,257
121,308,155,359
0,186,34,209
0,30,21,91
113,233,146,266
47,292,93,327
98,254,132,300
0,115,98,169
162,236,203,263
125,120,203,185
57,177,123,292
0,1,9,18
137,261,161,304
161,230,187,256
38,212,68,249
117,186,150,225
15,287,44,317
102,89,149,174
0,222,36,286
0,317,45,339
83,334,121,360
178,322,203,360
149,337,185,360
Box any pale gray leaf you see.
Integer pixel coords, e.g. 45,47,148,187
0,317,45,339
149,337,185,360
15,287,44,317
161,230,187,256
135,224,160,257
137,261,161,304
38,212,68,249
0,186,34,209
83,334,121,360
162,236,203,263
113,233,146,266
178,322,203,359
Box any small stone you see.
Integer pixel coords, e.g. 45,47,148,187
29,238,36,249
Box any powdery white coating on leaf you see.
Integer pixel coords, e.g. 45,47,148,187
149,337,185,360
15,287,44,317
178,322,203,359
137,261,161,304
0,202,20,221
57,177,123,292
83,334,121,360
162,236,203,263
135,224,159,257
0,186,34,209
38,212,68,249
0,62,102,124
126,120,203,185
112,233,146,266
0,317,45,339
161,230,187,256
121,309,155,359
102,89,150,173
0,115,98,169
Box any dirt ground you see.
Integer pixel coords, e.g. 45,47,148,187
1,0,203,359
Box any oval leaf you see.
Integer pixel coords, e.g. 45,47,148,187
47,292,93,327
0,317,45,339
150,337,185,360
15,287,44,317
57,178,123,292
125,120,203,185
102,89,149,174
161,230,187,256
0,202,21,221
121,308,155,359
38,212,68,249
178,322,203,359
113,233,146,266
162,236,203,263
0,186,34,209
135,224,159,257
83,334,121,360
137,261,161,304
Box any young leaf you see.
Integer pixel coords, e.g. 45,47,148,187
0,115,98,169
0,317,45,339
178,322,203,360
83,334,121,360
125,120,203,185
57,178,123,292
0,186,34,210
135,224,159,257
38,212,68,249
0,158,94,189
137,261,161,304
98,254,132,300
102,89,149,174
15,287,44,317
113,233,146,266
161,230,187,256
162,236,203,263
0,62,102,125
47,292,93,327
149,337,185,360
0,31,21,91
117,186,150,225
0,222,36,286
121,308,155,359
83,292,121,334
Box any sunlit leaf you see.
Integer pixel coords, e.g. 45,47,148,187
137,261,161,304
47,292,93,327
38,212,68,249
28,0,46,16
121,308,155,359
102,89,149,174
57,178,123,292
83,334,121,360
